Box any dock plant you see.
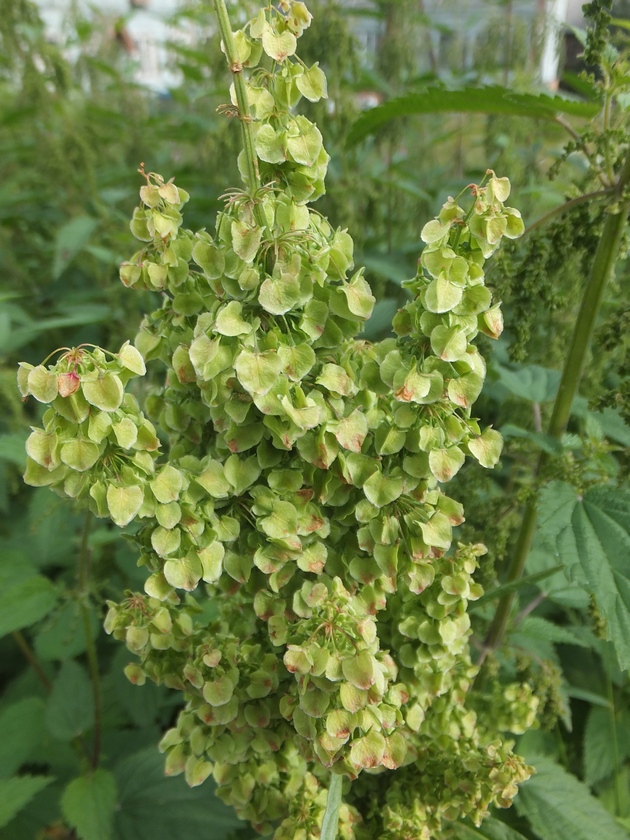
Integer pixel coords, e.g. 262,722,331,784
18,1,535,837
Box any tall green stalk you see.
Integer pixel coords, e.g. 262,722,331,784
481,150,630,661
213,0,266,229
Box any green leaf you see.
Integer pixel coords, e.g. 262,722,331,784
0,574,57,639
514,616,589,649
430,325,468,362
45,660,94,741
214,301,251,336
150,465,184,504
118,342,146,376
255,124,286,164
61,769,117,840
35,599,99,662
453,817,530,840
231,221,262,263
584,706,630,786
113,748,243,840
515,755,629,840
347,86,601,146
428,446,465,482
224,454,261,496
538,483,630,669
334,410,369,453
495,363,561,403
278,344,316,381
53,215,98,279
0,776,53,828
27,366,58,403
0,698,46,777
258,274,301,315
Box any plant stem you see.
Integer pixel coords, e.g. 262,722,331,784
78,509,102,770
320,772,344,840
479,149,630,663
213,0,266,227
522,188,614,238
11,630,51,691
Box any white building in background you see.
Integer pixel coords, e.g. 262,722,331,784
33,0,589,93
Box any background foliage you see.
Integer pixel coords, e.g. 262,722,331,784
1,0,630,838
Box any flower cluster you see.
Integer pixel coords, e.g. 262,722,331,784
20,2,534,838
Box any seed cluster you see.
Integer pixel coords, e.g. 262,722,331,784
20,2,533,837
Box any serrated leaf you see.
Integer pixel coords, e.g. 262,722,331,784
0,698,46,777
538,483,630,669
584,706,630,786
516,755,629,840
113,748,243,840
347,86,601,146
453,817,530,840
0,776,53,828
61,769,117,840
0,574,57,639
46,660,94,741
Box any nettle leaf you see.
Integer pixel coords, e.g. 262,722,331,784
516,755,629,840
584,706,630,786
0,776,53,829
61,769,118,840
453,817,530,840
235,350,283,395
296,62,327,102
261,24,297,61
45,660,94,741
82,373,124,412
0,697,46,777
106,484,144,528
538,484,630,670
468,428,503,468
113,747,243,840
231,221,262,263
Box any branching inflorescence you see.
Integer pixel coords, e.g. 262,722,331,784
19,2,534,837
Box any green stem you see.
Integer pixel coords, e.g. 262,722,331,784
78,510,102,770
480,149,630,662
605,645,623,816
11,630,51,691
320,772,344,840
213,0,266,227
522,189,614,238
